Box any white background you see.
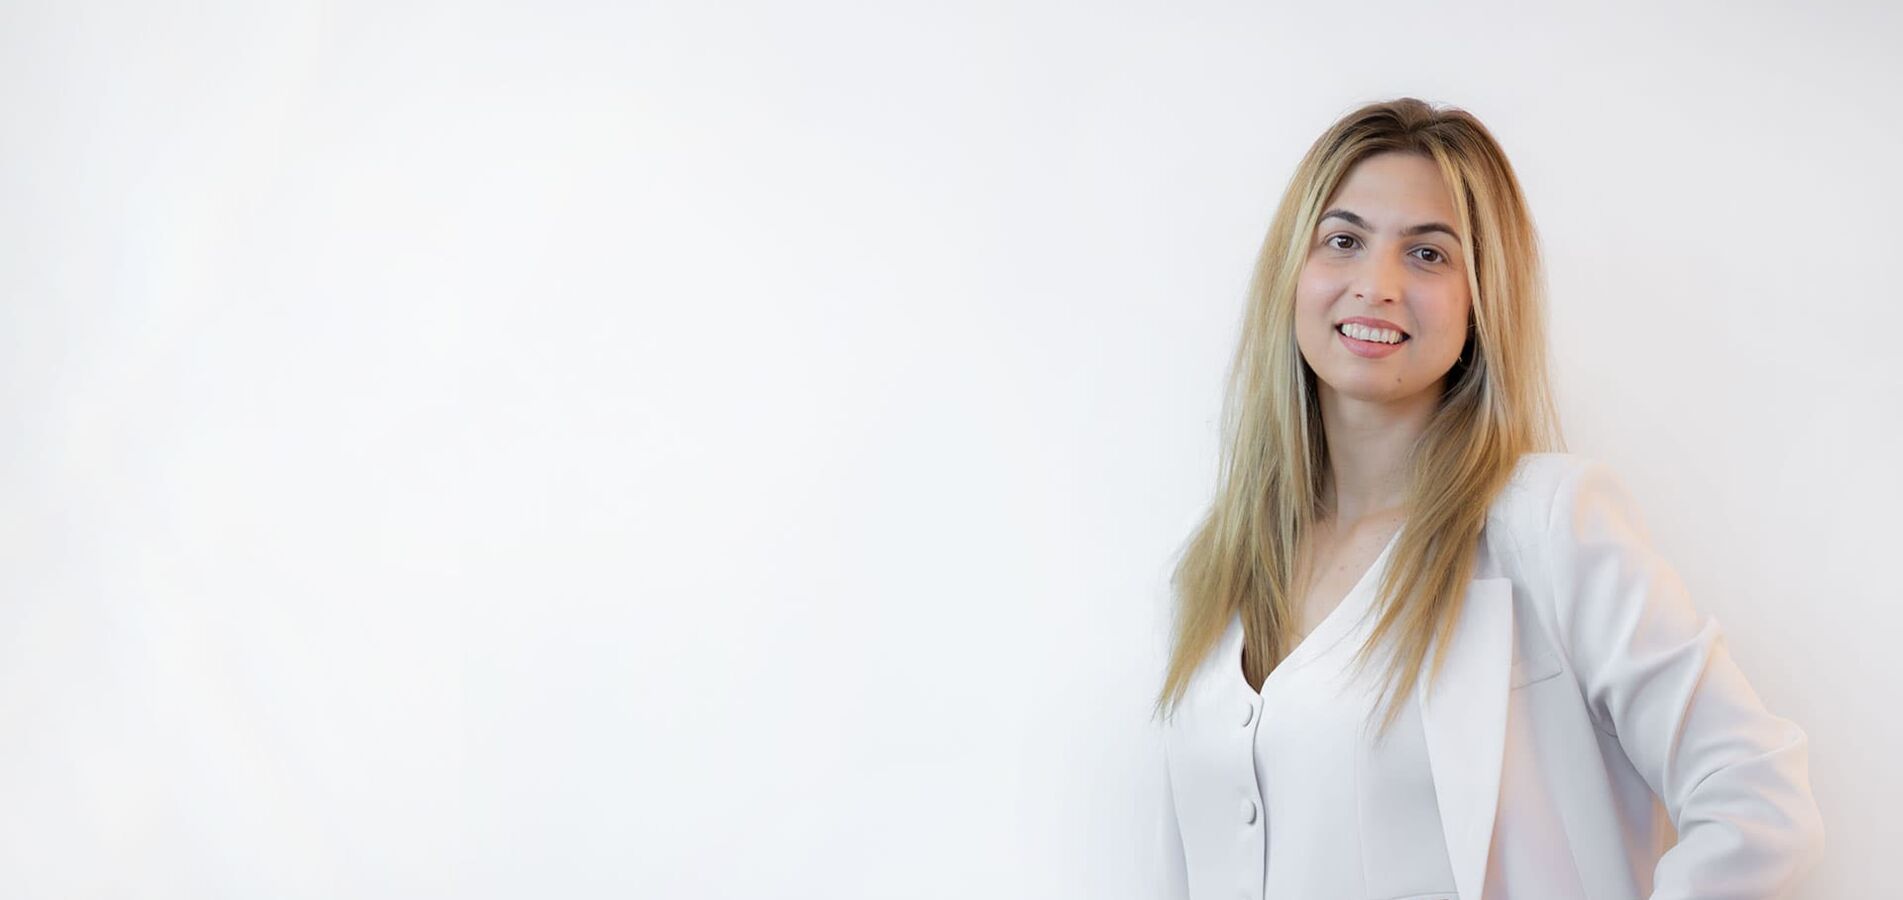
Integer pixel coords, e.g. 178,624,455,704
2,1,1897,897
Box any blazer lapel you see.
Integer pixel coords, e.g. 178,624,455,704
1416,575,1515,900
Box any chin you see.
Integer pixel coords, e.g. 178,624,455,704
1317,372,1426,404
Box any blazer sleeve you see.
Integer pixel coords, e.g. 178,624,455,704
1540,457,1825,899
1154,733,1192,900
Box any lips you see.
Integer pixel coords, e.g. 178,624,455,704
1334,318,1409,359
1333,316,1410,340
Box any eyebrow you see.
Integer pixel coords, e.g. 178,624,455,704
1319,208,1461,242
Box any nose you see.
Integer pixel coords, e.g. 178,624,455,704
1352,247,1406,303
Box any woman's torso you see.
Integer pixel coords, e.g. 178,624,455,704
1179,526,1458,899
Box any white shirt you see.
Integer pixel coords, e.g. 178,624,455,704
1156,452,1825,900
1235,526,1457,899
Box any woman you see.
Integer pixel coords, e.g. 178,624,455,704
1151,98,1825,900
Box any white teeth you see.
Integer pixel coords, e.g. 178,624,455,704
1339,322,1405,344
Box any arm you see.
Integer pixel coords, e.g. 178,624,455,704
1155,735,1192,900
1541,458,1825,898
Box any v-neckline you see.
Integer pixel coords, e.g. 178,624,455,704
1235,525,1404,698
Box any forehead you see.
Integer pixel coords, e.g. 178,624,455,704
1323,152,1458,225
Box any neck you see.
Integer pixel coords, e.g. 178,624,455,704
1317,379,1442,523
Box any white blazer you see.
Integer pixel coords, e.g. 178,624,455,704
1156,452,1825,900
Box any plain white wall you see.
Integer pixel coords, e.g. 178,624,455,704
2,1,1897,897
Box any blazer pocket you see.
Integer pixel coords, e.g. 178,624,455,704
1509,650,1564,690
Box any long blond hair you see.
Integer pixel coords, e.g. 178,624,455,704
1153,97,1564,737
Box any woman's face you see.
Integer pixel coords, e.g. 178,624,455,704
1294,152,1472,406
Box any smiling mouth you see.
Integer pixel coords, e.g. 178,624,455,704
1335,322,1410,344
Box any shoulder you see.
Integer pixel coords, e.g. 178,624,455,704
1486,451,1589,525
1486,451,1654,564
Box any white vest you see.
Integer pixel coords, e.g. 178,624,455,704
1224,524,1458,898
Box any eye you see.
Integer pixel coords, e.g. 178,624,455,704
1413,246,1448,264
1324,234,1359,251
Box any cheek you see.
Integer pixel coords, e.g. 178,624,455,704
1293,265,1337,318
1421,293,1472,351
